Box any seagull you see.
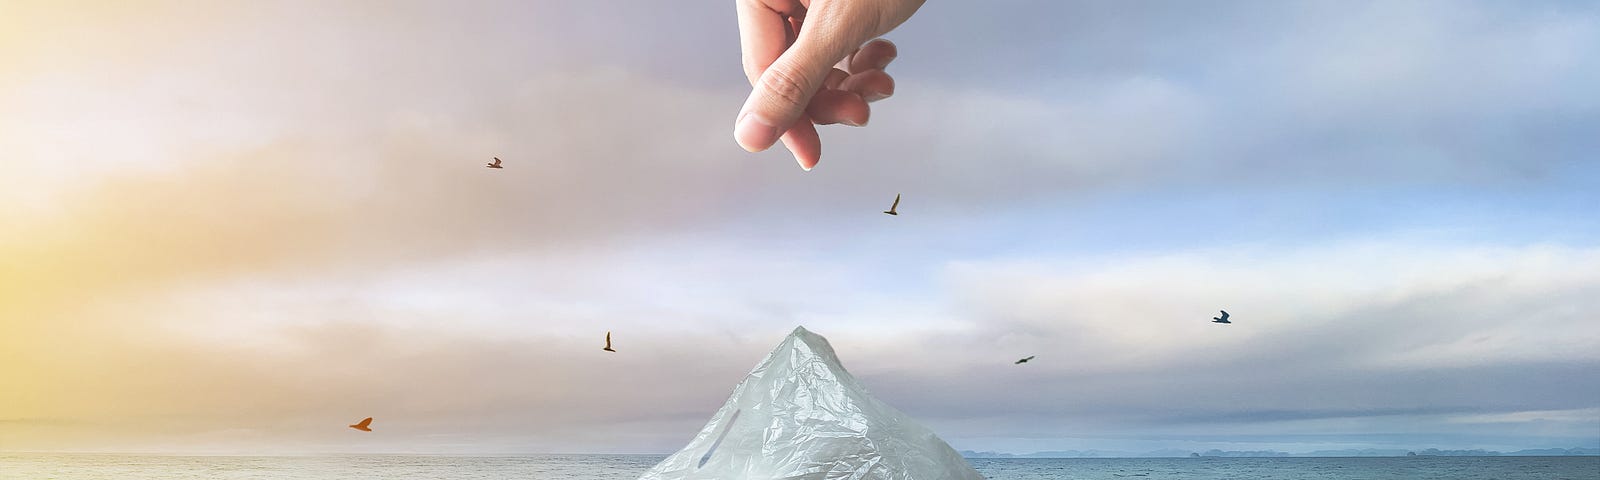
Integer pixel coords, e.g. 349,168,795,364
883,193,900,215
603,331,616,352
1212,310,1231,324
1014,356,1035,364
348,417,372,432
486,157,503,169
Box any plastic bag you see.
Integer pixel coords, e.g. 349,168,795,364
638,327,985,480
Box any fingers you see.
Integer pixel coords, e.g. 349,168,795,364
735,0,797,84
839,69,894,102
823,68,848,90
734,2,870,155
848,39,898,74
733,1,910,171
806,90,869,126
811,40,895,125
735,46,851,154
779,117,822,171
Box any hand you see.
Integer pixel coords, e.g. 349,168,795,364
734,0,926,171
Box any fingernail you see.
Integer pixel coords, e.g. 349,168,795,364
734,112,782,152
842,112,869,127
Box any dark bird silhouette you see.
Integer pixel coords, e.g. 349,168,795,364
486,157,503,169
348,417,372,432
1014,355,1035,364
883,194,900,215
603,331,616,352
1212,310,1231,324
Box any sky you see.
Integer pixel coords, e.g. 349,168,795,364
2,0,1598,455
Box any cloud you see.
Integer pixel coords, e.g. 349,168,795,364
2,0,1597,455
899,1,1600,185
4,239,1596,453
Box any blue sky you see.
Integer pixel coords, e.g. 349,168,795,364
1,0,1596,455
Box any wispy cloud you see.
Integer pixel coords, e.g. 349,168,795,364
2,0,1596,454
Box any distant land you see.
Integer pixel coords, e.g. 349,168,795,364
960,447,1600,458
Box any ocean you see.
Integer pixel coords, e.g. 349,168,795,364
2,454,1596,479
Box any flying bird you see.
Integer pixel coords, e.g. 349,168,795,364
486,157,503,169
603,331,616,352
348,417,372,432
1212,310,1231,324
883,193,900,215
1015,356,1035,364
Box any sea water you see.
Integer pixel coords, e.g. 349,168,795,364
2,454,1596,479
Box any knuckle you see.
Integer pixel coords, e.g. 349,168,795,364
758,66,812,110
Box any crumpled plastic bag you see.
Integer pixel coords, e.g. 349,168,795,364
638,326,986,480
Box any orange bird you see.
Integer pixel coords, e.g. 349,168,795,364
348,417,373,432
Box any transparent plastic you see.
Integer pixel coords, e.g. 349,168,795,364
638,327,985,480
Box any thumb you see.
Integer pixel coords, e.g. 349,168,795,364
734,20,865,153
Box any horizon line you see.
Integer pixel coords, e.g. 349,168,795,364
5,449,1597,458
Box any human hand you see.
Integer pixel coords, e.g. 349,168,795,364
734,0,926,171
